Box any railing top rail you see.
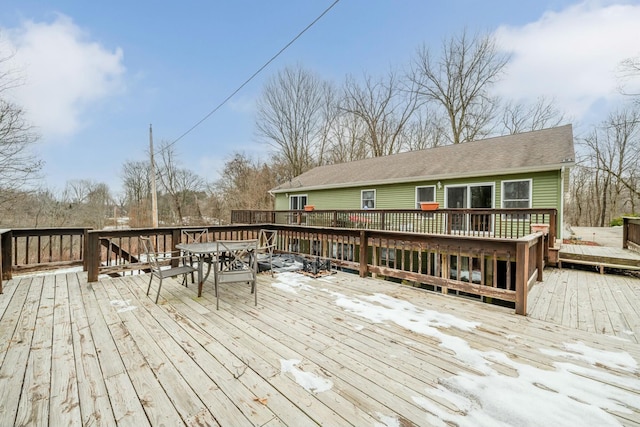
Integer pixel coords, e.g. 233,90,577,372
236,208,557,213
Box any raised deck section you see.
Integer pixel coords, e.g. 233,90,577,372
1,270,639,425
559,244,640,273
528,268,640,343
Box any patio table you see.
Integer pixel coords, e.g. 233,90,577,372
176,240,258,297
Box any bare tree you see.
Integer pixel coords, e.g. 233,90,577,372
58,179,113,229
156,142,205,225
404,107,448,151
501,97,566,134
410,29,509,144
0,49,42,205
581,106,640,225
212,152,277,222
340,70,419,157
121,160,152,227
256,65,334,179
324,110,368,163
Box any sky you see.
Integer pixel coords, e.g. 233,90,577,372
1,0,640,195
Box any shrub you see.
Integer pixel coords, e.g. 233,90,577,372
610,213,639,227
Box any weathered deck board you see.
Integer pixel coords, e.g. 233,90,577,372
528,268,640,344
560,244,640,271
0,269,639,426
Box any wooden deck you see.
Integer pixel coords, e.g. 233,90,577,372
528,268,640,344
559,244,640,272
1,269,640,426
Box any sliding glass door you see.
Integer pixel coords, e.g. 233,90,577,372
446,184,494,232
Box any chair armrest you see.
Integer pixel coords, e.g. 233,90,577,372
153,252,192,262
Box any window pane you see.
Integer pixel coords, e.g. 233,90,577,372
362,190,375,209
470,185,492,208
504,181,529,200
290,195,307,210
417,187,434,202
447,187,467,208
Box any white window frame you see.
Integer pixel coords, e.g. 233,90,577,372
444,182,495,232
415,185,436,209
501,179,532,209
361,189,376,209
501,179,532,221
289,194,308,210
444,182,495,209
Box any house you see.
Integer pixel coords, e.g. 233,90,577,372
270,124,575,239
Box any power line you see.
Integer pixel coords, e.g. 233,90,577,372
163,0,341,151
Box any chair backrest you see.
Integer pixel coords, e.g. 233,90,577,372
216,239,258,274
140,237,160,272
182,228,209,244
258,229,277,254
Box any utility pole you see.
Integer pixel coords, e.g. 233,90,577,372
149,124,159,228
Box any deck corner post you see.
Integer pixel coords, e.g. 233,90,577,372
549,209,558,247
537,234,544,282
515,240,528,316
171,229,181,268
82,228,91,272
623,217,629,249
1,230,12,282
86,231,100,282
359,230,368,278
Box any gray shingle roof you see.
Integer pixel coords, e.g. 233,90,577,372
271,124,575,193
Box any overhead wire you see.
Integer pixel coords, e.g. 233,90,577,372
159,0,341,153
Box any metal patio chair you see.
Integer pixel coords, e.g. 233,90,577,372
141,237,197,304
257,229,278,276
213,239,258,310
181,228,210,284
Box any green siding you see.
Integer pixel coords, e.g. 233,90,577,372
275,170,563,213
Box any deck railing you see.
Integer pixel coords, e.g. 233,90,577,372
1,227,89,275
273,224,543,315
84,225,259,281
232,208,557,244
1,224,544,315
623,217,640,253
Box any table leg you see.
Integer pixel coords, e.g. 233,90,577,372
197,255,204,297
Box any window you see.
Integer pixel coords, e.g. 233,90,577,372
361,190,375,209
415,186,435,209
289,195,307,210
502,180,531,209
445,183,494,232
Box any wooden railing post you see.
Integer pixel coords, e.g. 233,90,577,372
171,229,181,268
549,209,557,246
1,230,12,283
82,228,89,271
537,234,544,282
87,231,100,282
359,230,368,278
623,217,629,249
515,240,528,315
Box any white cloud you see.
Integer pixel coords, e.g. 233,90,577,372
3,14,125,138
493,0,640,123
